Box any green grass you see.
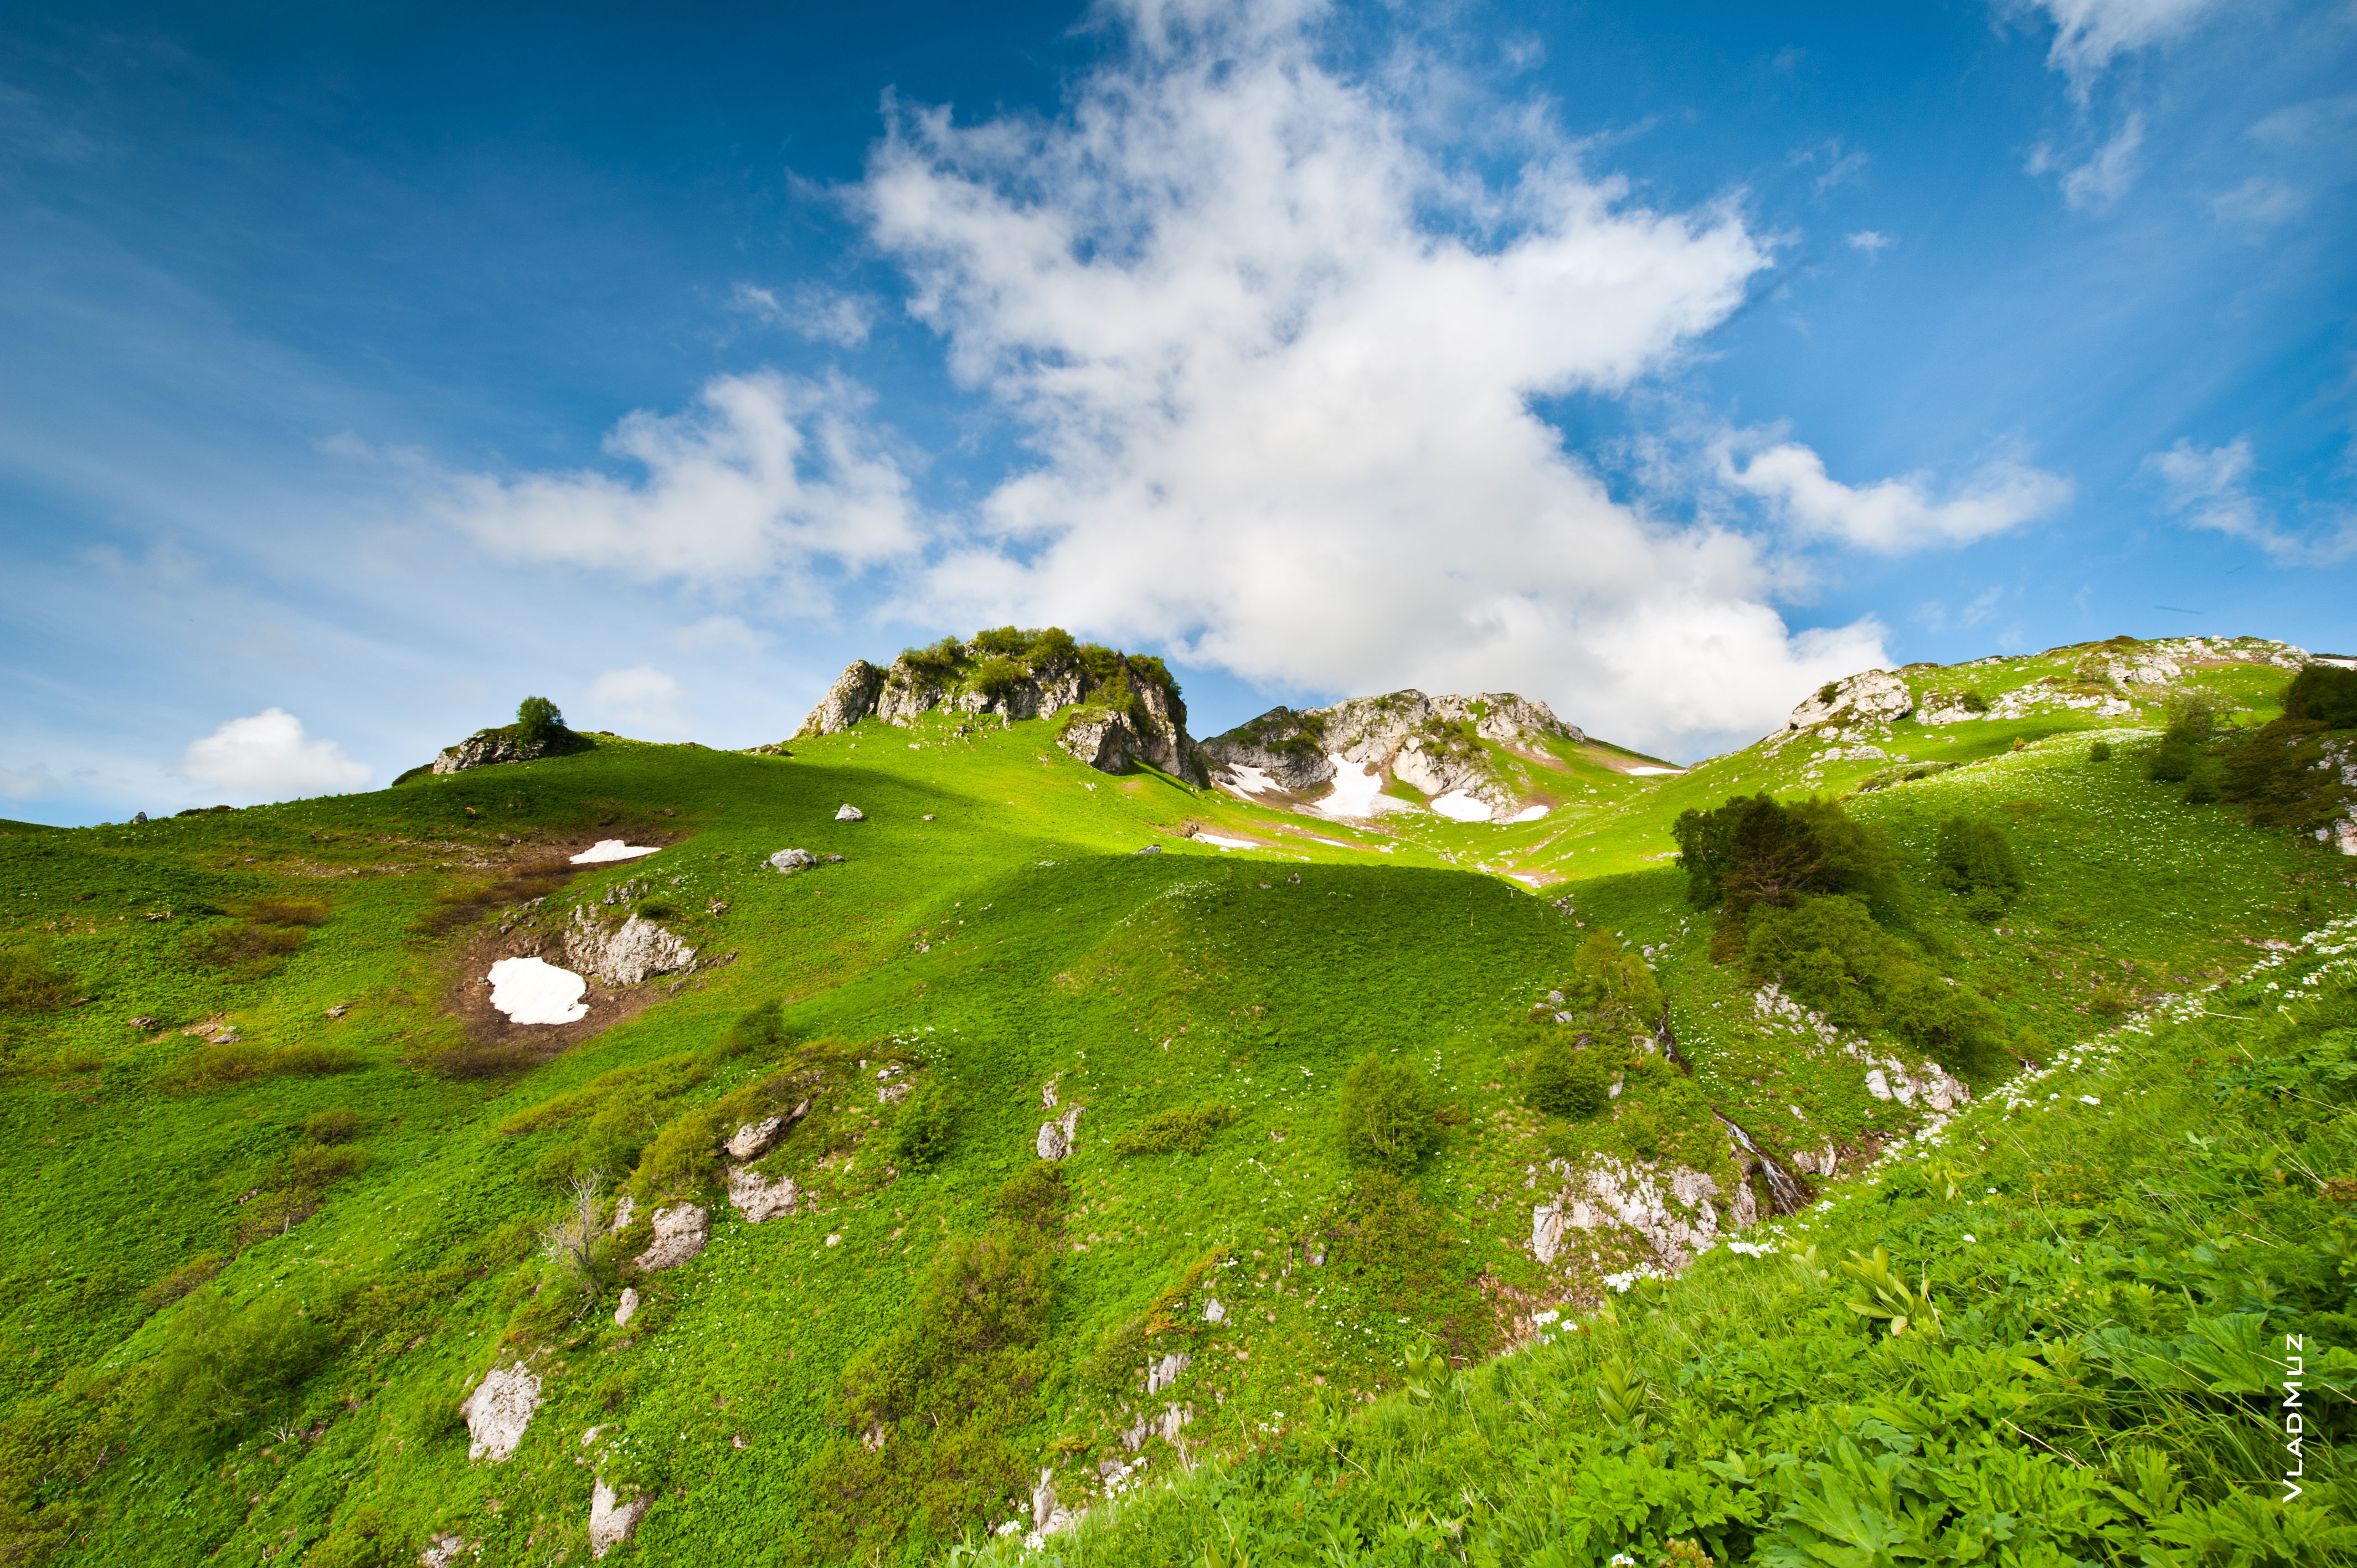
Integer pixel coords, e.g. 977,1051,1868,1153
0,641,2349,1566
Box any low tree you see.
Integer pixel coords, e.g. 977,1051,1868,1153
1672,793,1903,919
1339,1053,1441,1172
514,695,564,750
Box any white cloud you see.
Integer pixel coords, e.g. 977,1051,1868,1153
1845,230,1895,255
2031,113,2145,210
2014,0,2220,87
437,369,923,585
2148,437,2357,564
2211,175,2304,226
1724,440,2073,553
847,0,1883,755
178,708,371,798
728,282,877,348
586,665,685,730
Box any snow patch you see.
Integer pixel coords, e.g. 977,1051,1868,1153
1507,803,1551,823
1429,790,1494,822
1623,767,1682,777
570,839,661,864
1306,755,1404,819
1195,834,1260,849
487,957,588,1024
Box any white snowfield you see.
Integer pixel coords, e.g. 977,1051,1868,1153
1624,767,1682,777
570,840,661,865
1429,790,1493,822
1194,834,1260,849
488,957,589,1024
1507,804,1551,823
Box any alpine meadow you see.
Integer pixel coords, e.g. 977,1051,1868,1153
2,631,2354,1567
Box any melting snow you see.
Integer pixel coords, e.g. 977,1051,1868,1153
1195,834,1260,850
488,957,589,1024
1308,756,1403,819
1429,790,1494,822
570,839,661,864
1623,767,1682,777
1507,803,1551,823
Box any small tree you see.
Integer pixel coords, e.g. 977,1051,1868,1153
538,1172,606,1308
1339,1053,1440,1172
1932,817,2024,917
1526,1040,1610,1121
515,695,564,750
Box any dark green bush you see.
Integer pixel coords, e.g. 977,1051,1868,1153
969,625,1028,657
970,656,1026,702
301,1109,363,1144
2088,740,2113,761
2146,734,2197,782
889,1089,957,1169
1111,1101,1235,1156
898,637,966,679
1745,896,2005,1079
2281,663,2357,728
1526,1040,1610,1121
1559,930,1664,1035
631,897,679,921
1339,1053,1441,1172
138,1290,333,1450
302,1507,402,1568
1933,816,2024,911
1022,626,1078,667
1672,794,1903,918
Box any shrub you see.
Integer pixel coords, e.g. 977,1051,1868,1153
0,948,73,1011
898,637,966,679
969,625,1028,657
301,1108,363,1144
1111,1101,1235,1156
138,1289,332,1451
2221,713,2356,832
1339,1054,1441,1172
1560,930,1664,1036
1932,816,2024,910
2088,740,2113,761
142,1254,228,1311
2281,663,2357,728
631,897,680,921
303,1507,403,1568
1960,689,1989,713
1526,1040,1610,1121
970,656,1027,702
890,1089,958,1169
1746,895,2005,1079
514,695,564,750
187,920,304,977
1022,626,1078,667
1672,794,1902,919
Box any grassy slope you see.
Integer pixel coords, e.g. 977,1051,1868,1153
0,647,2347,1566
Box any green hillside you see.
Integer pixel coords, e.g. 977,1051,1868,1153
0,634,2351,1566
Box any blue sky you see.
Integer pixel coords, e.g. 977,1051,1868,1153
2,0,2351,823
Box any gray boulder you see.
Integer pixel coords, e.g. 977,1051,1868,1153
613,1287,640,1327
726,1167,800,1224
1785,669,1913,731
459,1363,542,1462
634,1203,709,1271
835,803,864,821
564,908,696,987
588,1479,650,1559
1035,1104,1083,1160
794,661,887,739
767,848,817,873
431,726,582,775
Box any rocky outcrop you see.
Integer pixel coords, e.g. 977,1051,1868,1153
1530,1156,1736,1272
460,1363,542,1462
588,1479,650,1559
791,634,1207,782
634,1203,709,1271
727,1166,801,1223
565,909,696,988
613,1287,639,1327
431,726,585,775
1200,690,1580,822
1784,669,1913,731
1036,1105,1083,1160
420,1535,475,1567
795,662,887,738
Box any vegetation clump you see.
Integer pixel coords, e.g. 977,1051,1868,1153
1745,896,2005,1079
1110,1101,1236,1156
2220,663,2357,831
1672,793,1903,926
1338,1053,1442,1171
1932,815,2024,917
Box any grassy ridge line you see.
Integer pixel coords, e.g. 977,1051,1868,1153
963,919,2357,1567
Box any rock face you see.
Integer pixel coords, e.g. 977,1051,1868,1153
588,1479,651,1559
1199,690,1579,822
727,1166,801,1223
1530,1156,1738,1272
796,662,888,738
431,726,583,775
790,638,1207,782
1785,669,1914,731
1035,1104,1083,1160
420,1535,474,1567
460,1363,542,1462
1146,1350,1190,1394
564,909,697,987
634,1203,709,1271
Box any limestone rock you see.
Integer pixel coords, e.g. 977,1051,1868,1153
588,1478,651,1559
459,1363,542,1462
613,1287,639,1328
1202,1297,1225,1324
1200,690,1577,822
835,803,864,822
609,1194,635,1234
727,1166,800,1223
767,848,817,873
564,907,696,987
795,661,887,739
419,1534,474,1567
1146,1350,1191,1394
1035,1104,1083,1160
431,726,582,775
634,1203,709,1271
727,1115,788,1161
1533,1156,1731,1271
1786,669,1913,731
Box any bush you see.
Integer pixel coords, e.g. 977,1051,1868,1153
187,920,304,977
1110,1102,1234,1156
301,1108,363,1144
1559,930,1663,1036
970,656,1026,702
1671,794,1902,919
1932,817,2024,910
890,1089,958,1169
2281,663,2357,728
1022,626,1078,667
303,1507,403,1568
1745,896,2005,1079
632,897,680,921
899,637,966,679
2146,734,2197,782
138,1289,332,1450
1526,1040,1610,1121
2088,741,2113,761
514,695,564,750
1339,1054,1441,1172
969,625,1028,657
0,948,73,1011
2161,687,2226,740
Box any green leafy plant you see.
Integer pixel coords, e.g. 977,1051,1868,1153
138,1290,332,1451
1338,1053,1441,1172
1111,1101,1236,1156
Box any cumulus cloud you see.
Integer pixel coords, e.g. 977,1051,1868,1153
178,709,371,798
848,0,1889,754
586,665,685,729
2015,0,2220,87
438,370,923,584
2148,438,2357,564
728,282,877,347
1722,440,2073,553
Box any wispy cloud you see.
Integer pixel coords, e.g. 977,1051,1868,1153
585,665,685,732
2030,112,2145,211
1722,439,2073,553
2148,437,2357,564
2011,0,2222,92
727,281,877,348
1845,230,1895,256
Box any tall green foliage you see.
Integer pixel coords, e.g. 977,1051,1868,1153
1672,794,1902,919
1931,816,2024,917
1338,1053,1441,1172
1745,896,2005,1079
514,695,563,750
